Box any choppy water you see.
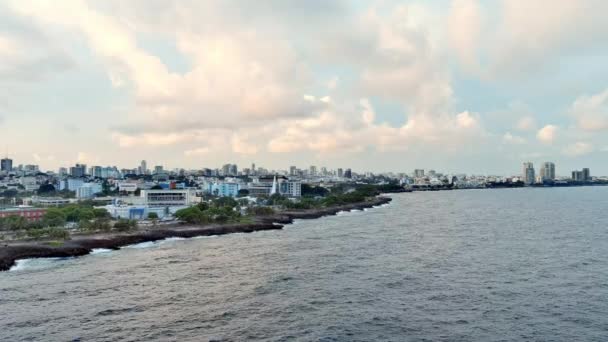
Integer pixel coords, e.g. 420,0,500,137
1,187,608,341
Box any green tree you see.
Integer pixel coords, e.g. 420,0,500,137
42,208,67,228
114,219,137,232
37,183,56,194
93,208,110,219
147,212,159,219
212,196,238,208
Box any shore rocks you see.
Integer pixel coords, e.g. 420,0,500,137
0,196,391,272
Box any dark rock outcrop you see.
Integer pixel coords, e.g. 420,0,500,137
0,196,391,272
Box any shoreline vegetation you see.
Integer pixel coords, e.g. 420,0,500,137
0,184,393,272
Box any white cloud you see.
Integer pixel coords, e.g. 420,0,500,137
447,0,482,73
183,147,209,157
502,132,526,145
536,125,558,144
77,151,100,165
570,88,608,132
516,116,536,131
563,142,594,157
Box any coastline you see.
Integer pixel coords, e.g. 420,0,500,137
0,196,392,272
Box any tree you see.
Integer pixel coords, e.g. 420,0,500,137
213,196,238,208
150,185,163,190
4,216,28,231
93,208,111,219
43,208,67,228
301,184,329,197
248,206,275,216
114,219,137,232
147,212,159,219
38,183,56,194
237,189,250,197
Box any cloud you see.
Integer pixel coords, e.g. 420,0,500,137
447,0,482,73
77,152,100,165
516,116,536,131
0,6,73,82
32,153,56,162
502,132,526,145
570,88,608,132
563,142,594,157
536,125,558,144
184,147,209,156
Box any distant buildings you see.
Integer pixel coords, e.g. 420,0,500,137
344,168,352,179
1,158,13,172
414,169,425,178
539,162,556,182
70,164,87,177
140,189,197,207
0,206,46,222
522,162,535,185
139,160,148,175
572,168,591,182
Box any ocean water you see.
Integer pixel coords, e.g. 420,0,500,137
1,187,608,341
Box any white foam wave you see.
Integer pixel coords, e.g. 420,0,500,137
90,248,113,255
123,241,157,249
9,257,65,272
192,235,219,240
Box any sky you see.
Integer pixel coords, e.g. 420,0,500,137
1,0,608,176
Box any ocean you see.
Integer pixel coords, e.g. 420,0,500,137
1,187,607,341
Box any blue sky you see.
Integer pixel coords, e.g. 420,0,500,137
1,0,608,176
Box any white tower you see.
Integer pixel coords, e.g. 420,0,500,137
270,175,278,195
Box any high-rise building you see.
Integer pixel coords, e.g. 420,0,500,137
1,158,13,172
572,168,591,182
539,162,555,182
289,166,297,176
582,168,590,181
337,168,344,178
140,160,147,175
344,168,352,179
70,163,87,177
229,164,238,176
58,167,68,176
154,165,164,174
221,164,231,176
522,162,535,185
91,166,103,178
414,169,425,178
309,166,317,176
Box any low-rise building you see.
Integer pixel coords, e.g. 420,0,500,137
140,189,197,206
0,206,46,222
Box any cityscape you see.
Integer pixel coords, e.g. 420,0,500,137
2,1,608,340
0,153,605,225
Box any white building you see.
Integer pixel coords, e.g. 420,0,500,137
202,181,241,197
103,205,175,220
522,162,535,185
76,183,102,199
539,162,555,182
140,189,197,206
59,178,85,191
20,177,38,191
118,182,138,193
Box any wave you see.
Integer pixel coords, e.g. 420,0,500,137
158,237,187,245
9,257,67,272
123,241,158,249
192,235,219,239
90,248,113,255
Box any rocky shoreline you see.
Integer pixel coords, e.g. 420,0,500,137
0,196,391,272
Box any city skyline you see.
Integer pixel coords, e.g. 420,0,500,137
2,1,608,174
